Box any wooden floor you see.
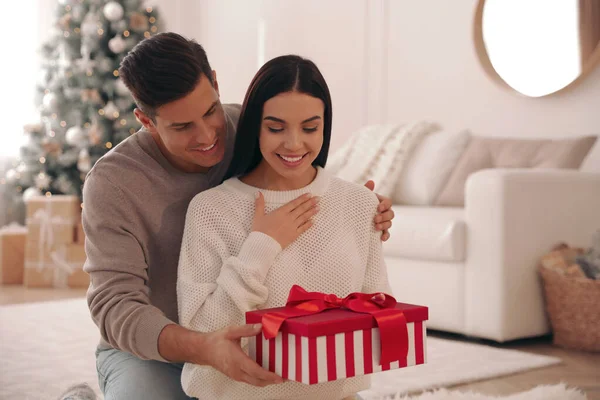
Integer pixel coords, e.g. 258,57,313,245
0,285,87,305
1,285,599,399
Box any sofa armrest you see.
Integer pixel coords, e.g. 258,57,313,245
464,168,600,341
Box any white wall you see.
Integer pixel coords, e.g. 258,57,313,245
385,0,600,139
155,0,600,152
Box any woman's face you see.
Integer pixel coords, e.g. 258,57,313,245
259,91,325,182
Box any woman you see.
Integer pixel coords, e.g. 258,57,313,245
177,55,391,400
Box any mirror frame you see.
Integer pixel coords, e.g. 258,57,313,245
473,0,600,98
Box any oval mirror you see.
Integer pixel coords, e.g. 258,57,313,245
474,0,600,97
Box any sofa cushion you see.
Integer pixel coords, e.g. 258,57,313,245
383,206,466,262
393,129,471,206
434,135,597,207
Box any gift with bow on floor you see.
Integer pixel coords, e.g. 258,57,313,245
23,195,88,288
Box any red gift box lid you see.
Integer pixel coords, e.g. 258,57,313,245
246,303,428,338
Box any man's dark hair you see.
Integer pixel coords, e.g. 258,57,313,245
119,32,214,119
223,55,333,181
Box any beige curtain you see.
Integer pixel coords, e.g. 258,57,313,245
579,0,600,67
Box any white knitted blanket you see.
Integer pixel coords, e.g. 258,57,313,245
327,121,438,197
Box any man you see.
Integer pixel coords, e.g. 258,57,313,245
84,32,395,399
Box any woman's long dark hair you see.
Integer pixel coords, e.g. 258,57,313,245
223,55,332,181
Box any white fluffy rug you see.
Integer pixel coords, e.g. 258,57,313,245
0,299,564,400
359,329,561,399
390,383,586,400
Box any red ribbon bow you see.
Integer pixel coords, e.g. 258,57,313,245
261,285,408,365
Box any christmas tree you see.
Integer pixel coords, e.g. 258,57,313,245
1,0,160,223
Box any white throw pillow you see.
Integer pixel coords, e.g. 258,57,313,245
393,129,471,205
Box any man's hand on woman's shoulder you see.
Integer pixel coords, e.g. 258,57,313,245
364,180,394,242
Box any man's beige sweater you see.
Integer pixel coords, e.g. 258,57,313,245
82,104,240,361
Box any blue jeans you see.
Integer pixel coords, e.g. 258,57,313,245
96,347,195,400
95,348,364,400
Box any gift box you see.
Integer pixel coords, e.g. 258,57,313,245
25,195,80,245
24,243,88,288
26,195,81,221
75,222,85,244
23,195,84,288
246,286,428,385
0,223,28,284
65,244,89,288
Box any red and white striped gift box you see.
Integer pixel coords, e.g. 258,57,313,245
246,303,428,385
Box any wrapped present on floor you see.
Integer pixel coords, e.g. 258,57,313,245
75,222,85,244
0,223,28,284
23,195,86,288
25,195,80,245
246,285,428,385
65,243,89,288
25,242,89,288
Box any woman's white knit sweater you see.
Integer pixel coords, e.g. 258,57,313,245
177,167,391,400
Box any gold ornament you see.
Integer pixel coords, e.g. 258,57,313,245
77,148,92,173
88,122,102,145
129,12,149,31
58,13,72,30
23,123,43,134
42,139,62,157
81,89,102,103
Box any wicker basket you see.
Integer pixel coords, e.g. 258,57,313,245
539,265,600,351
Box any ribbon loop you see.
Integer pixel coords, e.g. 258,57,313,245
261,285,408,365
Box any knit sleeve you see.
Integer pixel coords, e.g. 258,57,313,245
177,194,282,333
361,194,393,295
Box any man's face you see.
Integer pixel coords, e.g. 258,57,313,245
135,73,228,173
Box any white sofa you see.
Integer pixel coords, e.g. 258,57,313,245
383,168,600,342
